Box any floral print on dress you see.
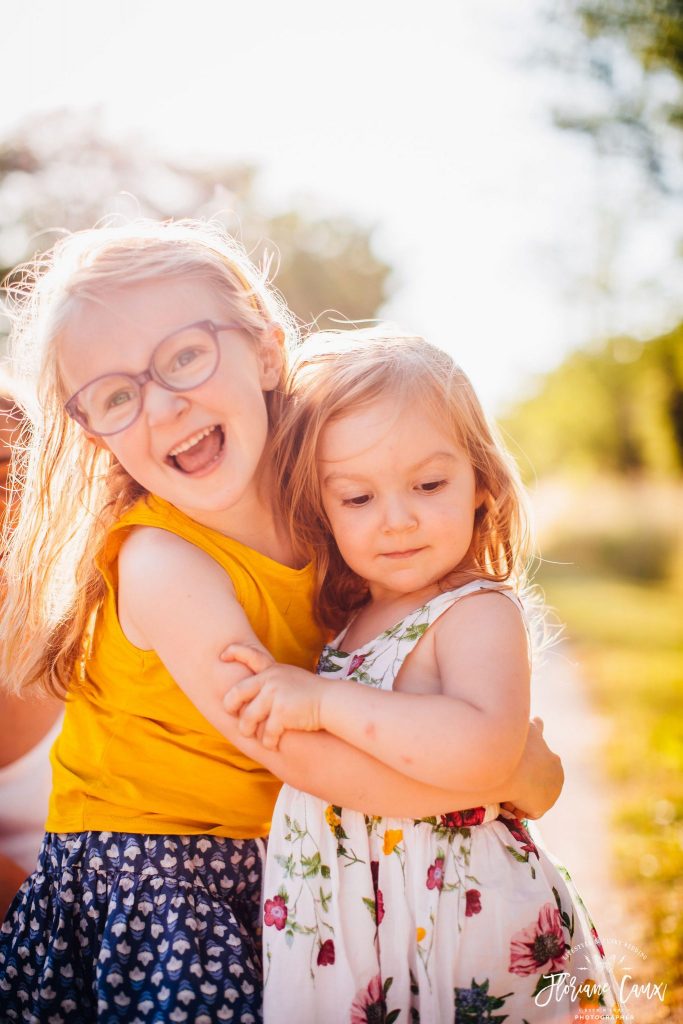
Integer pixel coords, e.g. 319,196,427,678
261,580,622,1023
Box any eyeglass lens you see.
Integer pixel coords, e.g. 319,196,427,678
72,324,219,435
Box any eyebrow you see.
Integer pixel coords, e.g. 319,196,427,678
322,451,458,485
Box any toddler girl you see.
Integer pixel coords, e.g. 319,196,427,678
224,329,621,1023
0,225,561,1023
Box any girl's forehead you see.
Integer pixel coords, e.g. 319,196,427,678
63,276,228,338
318,397,460,466
57,277,233,384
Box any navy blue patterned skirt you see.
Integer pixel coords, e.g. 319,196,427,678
0,831,266,1023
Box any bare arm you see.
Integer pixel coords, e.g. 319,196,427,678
119,529,556,816
224,593,530,790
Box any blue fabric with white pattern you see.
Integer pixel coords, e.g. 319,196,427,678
0,831,265,1022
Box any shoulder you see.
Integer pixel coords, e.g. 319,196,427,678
432,587,527,653
116,526,249,651
119,525,234,590
118,526,237,620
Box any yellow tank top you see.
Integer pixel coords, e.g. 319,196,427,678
47,494,326,838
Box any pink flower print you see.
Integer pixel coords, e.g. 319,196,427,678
499,815,539,858
317,939,335,966
465,889,482,916
591,925,606,959
264,894,288,931
509,902,568,976
426,856,445,890
347,654,366,675
376,888,385,925
370,860,385,924
350,974,384,1024
440,806,486,828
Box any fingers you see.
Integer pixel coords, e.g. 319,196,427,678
221,642,274,674
531,715,544,735
235,688,274,739
234,690,283,751
223,676,264,715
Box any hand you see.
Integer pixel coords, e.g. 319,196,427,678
503,717,564,820
221,643,325,750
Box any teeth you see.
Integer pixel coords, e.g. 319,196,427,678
168,425,217,458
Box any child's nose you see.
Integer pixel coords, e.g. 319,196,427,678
142,381,190,425
382,495,418,533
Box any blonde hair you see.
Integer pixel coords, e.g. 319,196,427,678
1,219,298,698
275,327,533,632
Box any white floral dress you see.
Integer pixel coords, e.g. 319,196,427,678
262,581,621,1023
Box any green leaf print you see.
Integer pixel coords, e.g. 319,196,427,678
400,623,429,642
274,853,296,878
320,864,331,878
301,852,321,877
504,844,529,864
454,978,512,1023
317,649,347,673
531,972,565,1000
386,1012,400,1024
362,896,378,923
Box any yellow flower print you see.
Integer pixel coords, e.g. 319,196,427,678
577,979,601,1008
325,805,342,833
383,829,403,855
416,927,426,943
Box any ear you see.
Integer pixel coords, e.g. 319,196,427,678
474,479,488,511
258,324,285,392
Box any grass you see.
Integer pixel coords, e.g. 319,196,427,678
536,494,683,1018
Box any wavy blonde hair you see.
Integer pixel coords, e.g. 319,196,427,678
275,328,534,633
1,219,298,698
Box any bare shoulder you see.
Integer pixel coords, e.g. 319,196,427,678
433,588,527,657
117,525,239,650
118,525,236,596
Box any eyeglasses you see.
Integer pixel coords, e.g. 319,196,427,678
65,320,241,437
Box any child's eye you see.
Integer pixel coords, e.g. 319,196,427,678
173,346,203,370
418,480,446,493
342,494,371,507
106,388,135,410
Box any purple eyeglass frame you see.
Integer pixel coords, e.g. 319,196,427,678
64,320,241,437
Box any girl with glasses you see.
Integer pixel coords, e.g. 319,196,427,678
0,221,562,1023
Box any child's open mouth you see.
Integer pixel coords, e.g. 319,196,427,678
166,424,225,474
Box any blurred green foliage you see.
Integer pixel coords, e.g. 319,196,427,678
536,478,683,1012
550,0,683,192
539,562,683,1009
0,110,391,333
502,325,683,480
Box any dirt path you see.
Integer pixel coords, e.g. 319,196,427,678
531,643,661,1021
531,643,623,934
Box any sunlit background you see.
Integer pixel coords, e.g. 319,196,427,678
2,1,682,1017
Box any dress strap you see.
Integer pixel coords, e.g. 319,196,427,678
417,581,531,671
361,580,525,682
424,579,524,622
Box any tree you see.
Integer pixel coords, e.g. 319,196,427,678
502,323,683,480
0,110,391,332
547,0,683,193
